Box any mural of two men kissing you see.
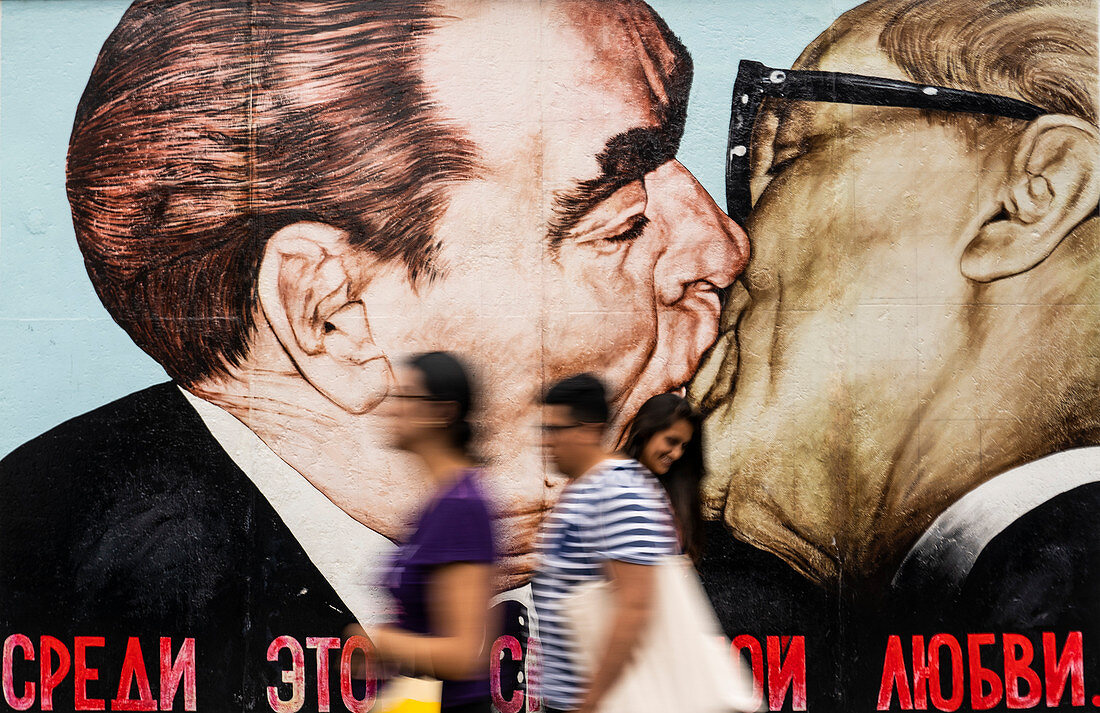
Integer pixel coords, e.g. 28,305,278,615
1,0,1096,710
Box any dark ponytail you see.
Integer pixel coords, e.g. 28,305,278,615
407,351,476,456
622,393,705,563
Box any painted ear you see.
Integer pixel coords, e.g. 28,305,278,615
962,115,1100,282
257,221,391,413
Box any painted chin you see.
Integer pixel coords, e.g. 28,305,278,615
493,508,547,589
693,280,752,413
614,301,722,431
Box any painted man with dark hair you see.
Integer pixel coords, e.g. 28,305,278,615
0,0,747,709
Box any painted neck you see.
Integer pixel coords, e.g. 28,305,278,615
186,365,417,541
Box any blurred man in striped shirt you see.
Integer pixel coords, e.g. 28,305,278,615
532,374,679,713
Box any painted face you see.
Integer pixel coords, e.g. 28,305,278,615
383,0,748,422
698,31,1002,582
639,418,694,476
362,0,748,581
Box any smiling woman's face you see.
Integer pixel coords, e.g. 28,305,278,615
639,418,694,476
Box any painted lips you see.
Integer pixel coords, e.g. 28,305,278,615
690,279,751,412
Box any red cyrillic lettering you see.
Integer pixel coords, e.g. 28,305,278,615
910,636,929,710
1002,633,1040,708
306,637,341,713
967,634,1002,710
3,634,35,711
39,636,70,712
526,636,541,712
267,636,305,713
731,635,765,710
74,636,106,711
159,638,195,711
339,636,375,713
878,635,913,710
767,635,806,711
523,633,541,713
927,634,964,712
1043,631,1084,707
489,635,523,713
110,637,155,711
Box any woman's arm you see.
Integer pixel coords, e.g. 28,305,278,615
370,561,495,680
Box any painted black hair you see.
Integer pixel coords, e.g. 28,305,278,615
622,393,705,563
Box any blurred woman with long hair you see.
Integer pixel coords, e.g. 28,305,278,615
353,351,498,713
620,393,705,562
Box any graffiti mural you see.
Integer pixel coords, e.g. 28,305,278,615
0,0,1096,711
690,0,1099,708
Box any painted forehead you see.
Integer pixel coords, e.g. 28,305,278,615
795,21,907,79
560,0,691,114
537,1,693,239
419,0,687,166
766,26,909,139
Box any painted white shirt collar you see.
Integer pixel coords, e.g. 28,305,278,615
179,387,395,626
892,445,1100,595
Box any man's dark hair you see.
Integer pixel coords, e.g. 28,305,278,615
543,373,610,425
67,0,477,386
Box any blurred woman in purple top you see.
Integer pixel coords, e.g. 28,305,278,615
360,351,498,713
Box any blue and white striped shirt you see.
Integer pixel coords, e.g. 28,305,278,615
531,459,679,710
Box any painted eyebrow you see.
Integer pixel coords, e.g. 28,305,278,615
546,125,678,247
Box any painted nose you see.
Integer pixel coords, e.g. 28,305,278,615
646,161,749,305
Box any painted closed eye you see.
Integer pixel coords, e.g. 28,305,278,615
578,215,649,257
766,150,803,177
751,146,803,205
602,214,649,243
569,180,649,251
767,127,823,178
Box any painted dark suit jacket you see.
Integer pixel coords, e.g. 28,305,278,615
0,383,359,711
697,483,1100,711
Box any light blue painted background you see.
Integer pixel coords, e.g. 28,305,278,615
0,0,855,456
